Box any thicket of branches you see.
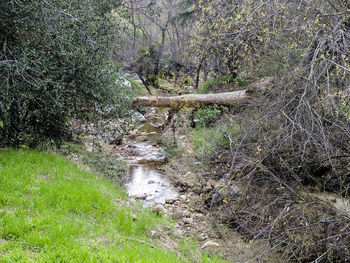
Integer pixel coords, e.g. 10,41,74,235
0,0,129,147
192,0,350,261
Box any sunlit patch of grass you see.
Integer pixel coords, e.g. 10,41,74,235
0,149,226,262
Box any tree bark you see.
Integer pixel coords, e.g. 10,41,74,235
132,77,274,109
133,90,250,109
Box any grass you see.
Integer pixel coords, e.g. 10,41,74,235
127,77,149,97
196,76,249,94
189,123,240,157
189,126,228,157
0,149,225,262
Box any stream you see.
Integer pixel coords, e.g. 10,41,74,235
123,110,178,207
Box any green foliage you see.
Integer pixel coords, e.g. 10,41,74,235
0,0,130,148
197,76,235,94
127,77,149,97
0,149,225,262
60,141,125,184
190,125,230,157
163,142,180,158
194,105,227,127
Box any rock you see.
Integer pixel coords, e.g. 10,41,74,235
134,194,148,200
185,172,194,178
150,123,163,129
172,210,184,219
110,134,123,145
152,203,166,214
201,240,220,249
150,230,157,238
183,217,194,225
205,182,213,191
131,111,147,123
137,155,167,166
175,221,185,228
183,210,190,217
148,180,155,184
135,135,148,142
198,234,207,242
165,195,178,204
187,181,195,188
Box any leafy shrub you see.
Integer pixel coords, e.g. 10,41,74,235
194,105,227,127
0,0,128,147
190,124,230,157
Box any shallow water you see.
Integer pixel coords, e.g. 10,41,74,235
124,113,178,206
127,165,178,205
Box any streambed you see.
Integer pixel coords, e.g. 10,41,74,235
122,111,178,207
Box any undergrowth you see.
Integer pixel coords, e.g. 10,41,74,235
0,149,225,263
189,123,239,158
196,76,249,94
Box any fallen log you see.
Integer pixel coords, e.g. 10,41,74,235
132,90,251,109
132,76,274,109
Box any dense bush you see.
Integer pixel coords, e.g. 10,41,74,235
194,105,227,127
0,0,128,147
191,0,350,261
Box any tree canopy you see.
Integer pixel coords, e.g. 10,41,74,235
0,0,128,147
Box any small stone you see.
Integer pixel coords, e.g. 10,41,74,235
165,195,178,204
152,204,166,214
175,221,184,228
201,240,220,249
205,182,213,191
183,217,193,225
197,234,207,242
183,210,190,217
110,134,123,145
134,194,147,200
187,182,195,188
172,210,184,219
148,180,155,184
150,230,157,238
185,172,194,178
166,199,175,204
87,147,93,153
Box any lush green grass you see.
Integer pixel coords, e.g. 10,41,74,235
0,149,224,262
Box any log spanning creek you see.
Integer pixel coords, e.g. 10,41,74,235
123,109,178,208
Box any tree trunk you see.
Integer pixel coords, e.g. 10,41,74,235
133,90,250,109
132,77,274,109
195,58,204,90
137,73,152,95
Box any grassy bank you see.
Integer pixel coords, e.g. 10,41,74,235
0,150,224,262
